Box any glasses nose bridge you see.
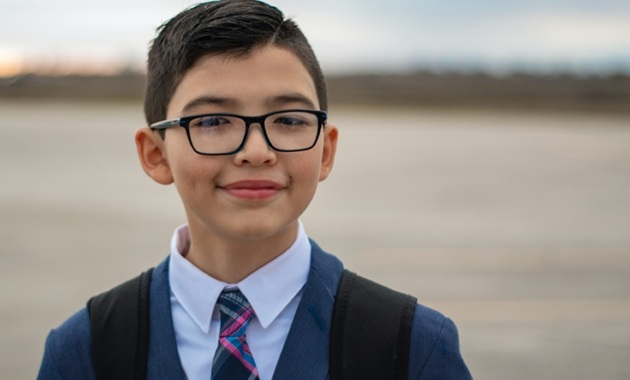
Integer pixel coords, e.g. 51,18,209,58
241,114,272,147
242,115,267,131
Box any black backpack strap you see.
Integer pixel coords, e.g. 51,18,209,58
330,269,418,380
87,267,153,380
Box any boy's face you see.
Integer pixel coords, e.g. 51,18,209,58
136,45,337,249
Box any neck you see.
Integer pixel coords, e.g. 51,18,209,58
184,222,299,283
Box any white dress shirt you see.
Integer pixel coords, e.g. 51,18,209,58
168,222,312,380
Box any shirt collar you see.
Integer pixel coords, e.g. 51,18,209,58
169,222,311,333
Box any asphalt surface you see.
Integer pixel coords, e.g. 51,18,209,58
1,100,629,379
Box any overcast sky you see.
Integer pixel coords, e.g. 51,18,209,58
1,0,630,75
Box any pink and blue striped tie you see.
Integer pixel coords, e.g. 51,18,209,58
212,290,260,380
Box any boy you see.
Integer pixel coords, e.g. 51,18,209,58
37,1,472,379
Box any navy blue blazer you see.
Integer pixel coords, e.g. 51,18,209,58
38,241,472,379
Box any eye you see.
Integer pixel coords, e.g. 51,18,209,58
272,114,310,128
191,116,231,128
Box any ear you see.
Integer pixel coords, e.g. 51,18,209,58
319,124,338,182
135,128,174,185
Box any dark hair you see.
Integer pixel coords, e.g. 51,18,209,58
144,0,327,125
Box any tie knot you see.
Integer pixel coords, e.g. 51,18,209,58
217,290,254,337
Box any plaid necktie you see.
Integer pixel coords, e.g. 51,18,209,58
212,290,260,380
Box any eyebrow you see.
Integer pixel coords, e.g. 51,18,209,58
180,92,318,116
181,96,237,115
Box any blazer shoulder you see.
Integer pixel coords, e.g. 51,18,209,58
38,260,170,380
37,308,96,380
408,304,472,380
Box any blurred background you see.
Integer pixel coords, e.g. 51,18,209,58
1,0,629,379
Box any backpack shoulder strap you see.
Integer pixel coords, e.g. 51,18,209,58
330,269,417,380
87,267,153,380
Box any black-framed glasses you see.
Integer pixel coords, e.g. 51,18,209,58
150,109,327,156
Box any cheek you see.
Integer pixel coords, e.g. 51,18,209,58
288,151,323,188
167,149,221,193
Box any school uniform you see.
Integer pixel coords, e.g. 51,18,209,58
37,223,471,379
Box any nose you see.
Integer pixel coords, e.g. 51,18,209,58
233,123,277,166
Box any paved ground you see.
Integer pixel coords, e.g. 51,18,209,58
1,100,629,379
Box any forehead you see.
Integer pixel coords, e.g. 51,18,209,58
167,45,319,117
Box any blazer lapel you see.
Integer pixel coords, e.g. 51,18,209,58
272,241,344,380
146,258,188,379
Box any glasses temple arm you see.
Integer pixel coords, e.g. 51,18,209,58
150,119,181,130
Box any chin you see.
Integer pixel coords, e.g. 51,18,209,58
228,219,296,242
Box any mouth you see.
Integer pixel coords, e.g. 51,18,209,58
220,180,285,200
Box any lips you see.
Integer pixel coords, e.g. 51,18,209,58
221,180,285,200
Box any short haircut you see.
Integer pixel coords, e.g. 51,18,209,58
144,0,327,125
